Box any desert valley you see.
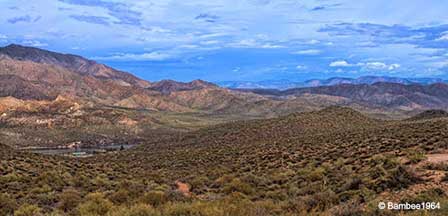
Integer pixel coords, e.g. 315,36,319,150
0,44,447,215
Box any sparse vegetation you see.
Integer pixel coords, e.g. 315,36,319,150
1,107,448,215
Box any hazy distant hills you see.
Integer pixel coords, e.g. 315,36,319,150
240,82,448,111
218,76,446,90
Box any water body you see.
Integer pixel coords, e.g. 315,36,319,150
22,144,136,157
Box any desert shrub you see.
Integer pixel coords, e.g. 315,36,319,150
307,167,326,182
140,191,167,207
91,175,111,189
127,204,161,216
0,193,17,216
330,199,364,216
369,156,419,192
118,180,146,199
340,176,362,191
30,184,52,194
109,189,131,205
161,202,196,216
270,169,294,185
0,173,21,184
338,190,361,203
189,176,211,193
14,204,42,216
406,150,427,164
57,189,82,212
424,162,448,171
264,190,287,200
161,198,274,216
73,174,91,188
37,171,66,190
378,165,418,191
77,192,114,215
295,181,323,196
291,190,338,213
109,203,161,216
218,200,274,216
442,172,448,182
165,189,190,202
30,192,57,209
401,187,446,204
223,178,254,195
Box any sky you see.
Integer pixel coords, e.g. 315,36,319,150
1,0,448,82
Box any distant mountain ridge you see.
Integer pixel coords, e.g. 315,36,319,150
148,79,218,94
218,76,446,90
2,44,448,118
241,82,448,111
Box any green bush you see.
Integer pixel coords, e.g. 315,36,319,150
14,204,42,216
406,150,427,164
223,178,254,195
108,203,161,216
57,189,82,212
140,191,167,207
77,192,114,215
0,193,17,216
109,189,131,205
162,202,196,216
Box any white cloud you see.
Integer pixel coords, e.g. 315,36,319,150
70,46,85,50
356,41,377,47
296,65,307,70
233,39,257,47
363,62,387,69
292,49,321,55
329,60,353,67
307,39,320,44
22,40,48,47
199,33,229,39
200,40,220,45
330,60,400,71
388,63,401,70
229,39,284,49
260,43,284,49
358,62,401,70
436,32,448,41
94,52,172,61
179,44,199,49
0,34,7,39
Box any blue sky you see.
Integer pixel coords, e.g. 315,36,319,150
1,0,448,82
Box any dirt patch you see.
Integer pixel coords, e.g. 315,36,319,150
378,154,448,203
175,180,191,197
426,154,448,164
117,117,138,126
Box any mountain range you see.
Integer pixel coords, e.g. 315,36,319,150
218,76,446,90
239,82,448,112
2,44,448,119
0,44,278,114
